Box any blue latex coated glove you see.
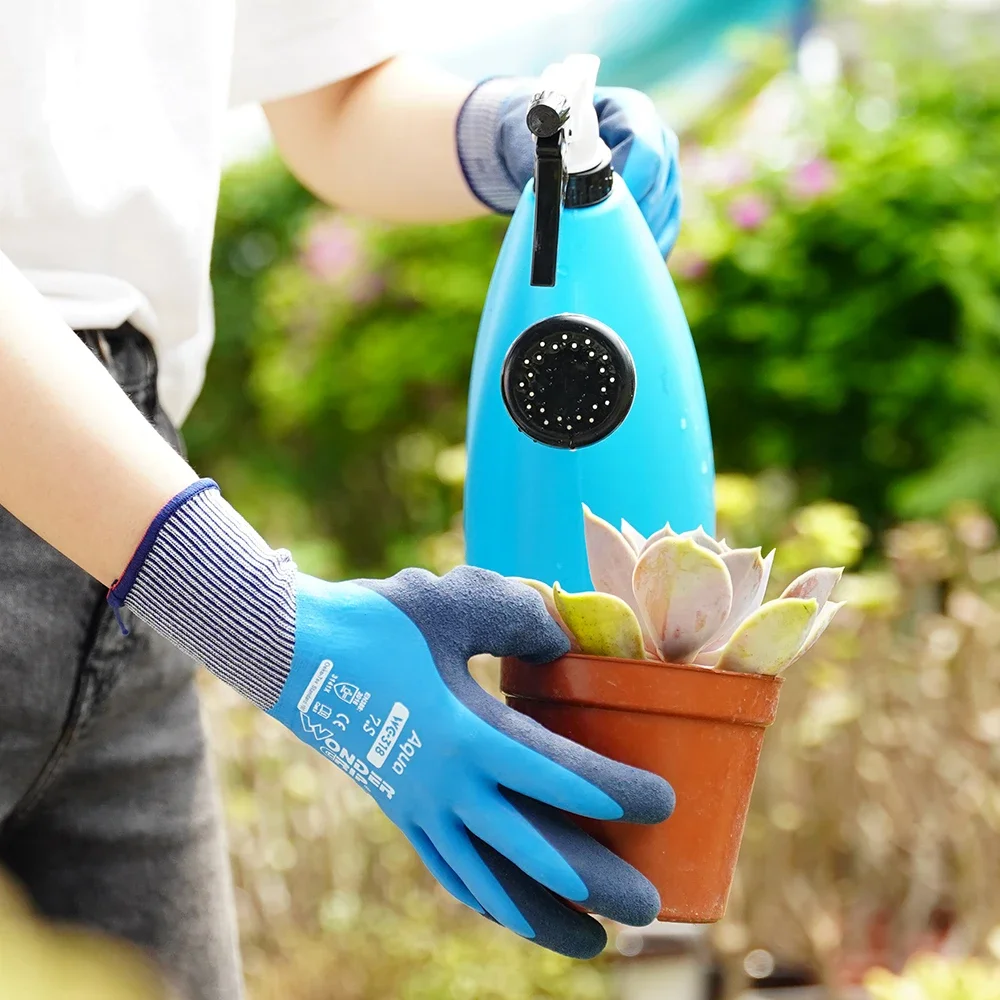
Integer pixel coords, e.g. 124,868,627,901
110,481,676,960
457,78,682,256
274,568,673,956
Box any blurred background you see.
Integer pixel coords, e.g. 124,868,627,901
194,0,1000,996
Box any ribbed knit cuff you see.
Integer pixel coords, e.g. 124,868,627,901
108,480,297,710
456,76,534,214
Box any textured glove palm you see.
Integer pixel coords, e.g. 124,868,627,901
278,568,673,957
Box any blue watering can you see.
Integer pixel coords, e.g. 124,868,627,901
464,54,715,593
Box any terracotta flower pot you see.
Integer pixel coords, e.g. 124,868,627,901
500,652,783,923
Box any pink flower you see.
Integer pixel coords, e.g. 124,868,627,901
671,249,710,281
685,145,754,191
347,272,385,306
302,217,361,282
728,193,772,231
789,157,837,199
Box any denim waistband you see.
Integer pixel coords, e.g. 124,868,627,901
76,323,158,399
75,324,183,459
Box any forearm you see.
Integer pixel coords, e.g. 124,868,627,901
0,252,198,585
264,56,488,223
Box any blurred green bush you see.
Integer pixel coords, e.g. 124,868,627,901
677,19,1000,535
712,475,1000,989
190,16,1000,565
866,955,1000,1000
183,6,1000,997
190,160,501,577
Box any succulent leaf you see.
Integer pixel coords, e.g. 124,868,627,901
513,577,581,651
715,598,818,675
553,583,646,660
633,537,733,662
692,647,722,667
677,525,725,554
760,548,776,593
780,567,844,609
782,600,845,671
583,505,659,652
620,519,647,555
582,504,638,606
701,547,769,652
639,523,677,553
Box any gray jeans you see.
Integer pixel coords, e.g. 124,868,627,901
0,326,243,1000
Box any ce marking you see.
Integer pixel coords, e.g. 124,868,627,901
332,713,350,731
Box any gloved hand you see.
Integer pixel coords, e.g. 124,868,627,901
109,479,675,959
457,78,682,256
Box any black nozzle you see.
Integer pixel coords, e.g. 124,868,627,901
527,92,569,288
530,132,564,287
525,88,613,287
526,90,571,138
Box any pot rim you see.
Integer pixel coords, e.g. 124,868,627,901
549,651,783,679
501,652,783,727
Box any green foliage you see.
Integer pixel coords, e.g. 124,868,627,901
191,154,505,577
676,21,1000,533
180,11,1000,996
208,680,610,1000
190,15,1000,582
866,956,1000,1000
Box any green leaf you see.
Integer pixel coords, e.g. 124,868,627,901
716,598,819,675
512,578,580,652
552,584,646,660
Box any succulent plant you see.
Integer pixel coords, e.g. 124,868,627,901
518,505,844,676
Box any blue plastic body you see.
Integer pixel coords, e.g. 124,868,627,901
464,176,716,592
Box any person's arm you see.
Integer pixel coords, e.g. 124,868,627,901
263,56,486,223
0,249,675,960
0,252,197,585
263,55,683,256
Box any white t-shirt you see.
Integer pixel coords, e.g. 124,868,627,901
0,1,401,425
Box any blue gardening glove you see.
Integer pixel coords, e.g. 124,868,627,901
109,480,675,959
457,78,682,256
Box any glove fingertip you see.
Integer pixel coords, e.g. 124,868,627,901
500,576,572,664
616,769,675,826
610,870,661,928
516,624,571,666
659,218,682,259
472,835,608,959
575,922,610,960
506,791,662,929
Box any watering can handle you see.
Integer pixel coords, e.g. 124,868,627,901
529,125,564,288
526,55,611,288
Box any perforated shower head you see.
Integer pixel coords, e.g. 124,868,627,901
500,314,636,450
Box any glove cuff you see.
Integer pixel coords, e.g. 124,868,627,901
108,479,297,710
456,76,532,214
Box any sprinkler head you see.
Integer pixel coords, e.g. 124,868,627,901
501,314,636,450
